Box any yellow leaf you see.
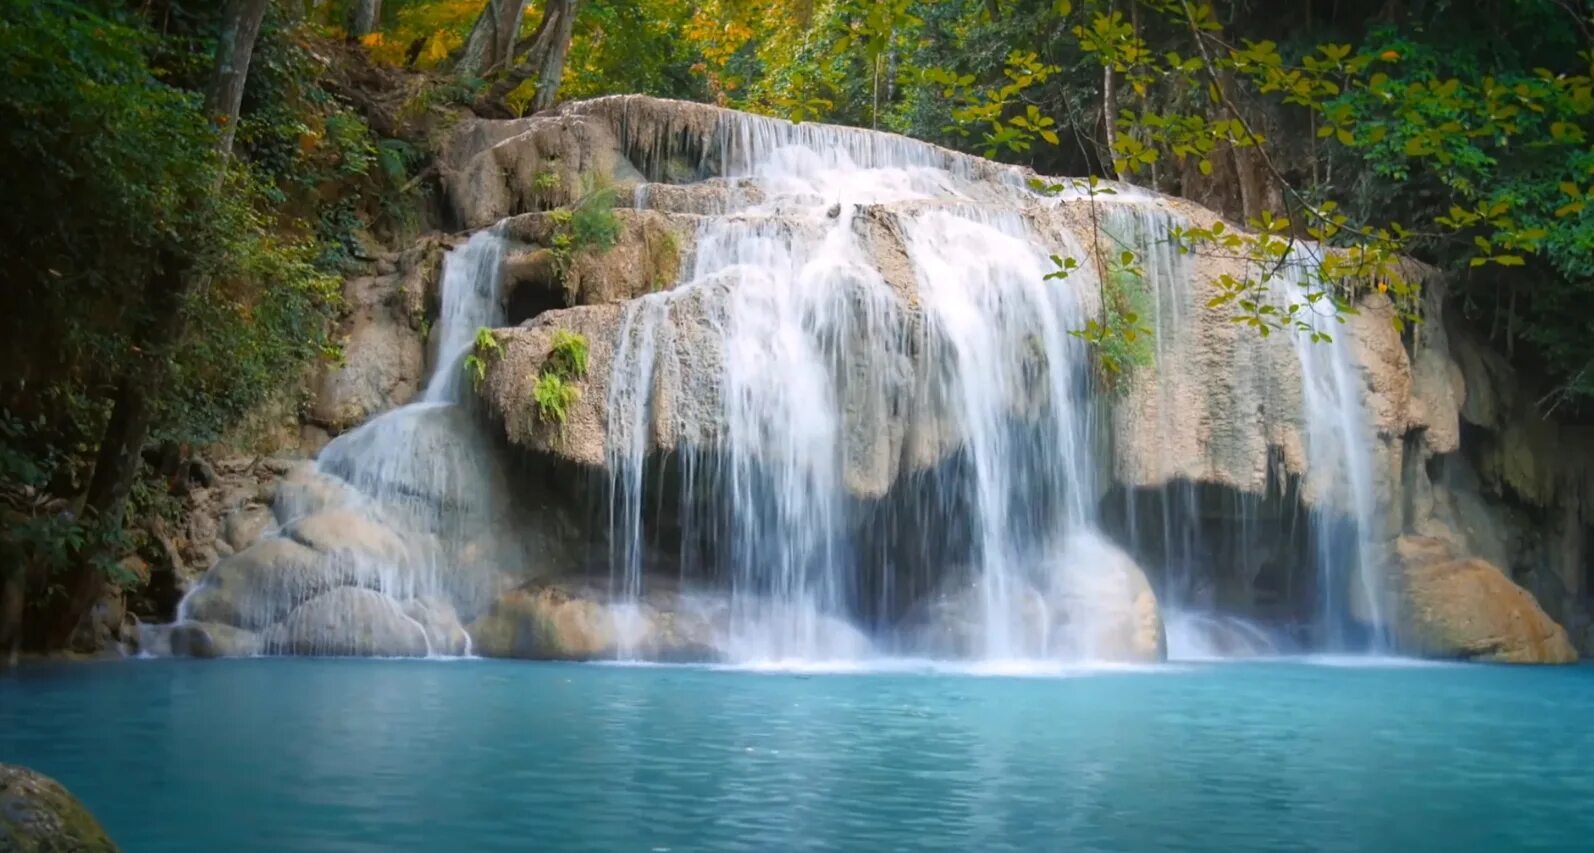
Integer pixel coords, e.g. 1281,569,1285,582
426,34,449,64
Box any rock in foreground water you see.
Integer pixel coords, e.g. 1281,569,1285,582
0,765,117,852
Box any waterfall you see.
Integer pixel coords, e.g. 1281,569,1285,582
171,229,515,656
1099,204,1388,655
164,101,1399,663
1283,247,1387,650
594,115,1395,662
603,116,1134,664
904,208,1095,658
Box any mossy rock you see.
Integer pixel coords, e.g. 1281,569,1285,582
0,764,117,852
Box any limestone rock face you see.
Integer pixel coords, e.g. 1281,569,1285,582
500,209,698,310
1384,536,1576,664
0,765,117,852
477,206,929,498
308,238,444,434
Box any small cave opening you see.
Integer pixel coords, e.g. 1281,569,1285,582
501,257,568,327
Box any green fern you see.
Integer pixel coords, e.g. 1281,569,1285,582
463,327,502,389
547,329,589,379
533,372,580,425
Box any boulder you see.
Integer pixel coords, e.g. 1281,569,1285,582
221,504,274,554
906,533,1166,663
268,587,429,657
468,579,721,662
404,597,471,656
167,621,261,658
180,537,337,630
282,509,409,565
273,463,363,524
1384,536,1577,664
0,764,117,852
499,208,698,309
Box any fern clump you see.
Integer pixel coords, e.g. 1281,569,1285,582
532,328,590,428
533,372,579,425
547,329,589,378
545,179,620,276
462,327,503,389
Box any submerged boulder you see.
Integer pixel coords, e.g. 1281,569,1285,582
0,765,117,852
1384,536,1576,664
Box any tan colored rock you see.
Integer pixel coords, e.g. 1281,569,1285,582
1385,536,1576,664
283,509,408,565
404,596,470,656
500,208,699,309
167,621,262,658
221,504,273,554
309,273,425,433
269,587,429,657
0,764,118,852
274,462,363,523
468,578,721,662
181,537,336,630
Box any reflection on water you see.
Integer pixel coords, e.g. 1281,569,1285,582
3,659,1593,851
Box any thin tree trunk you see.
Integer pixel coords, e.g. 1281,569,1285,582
350,0,381,38
51,0,271,647
529,0,578,113
51,253,187,647
457,0,531,77
1,560,22,666
1103,63,1121,178
207,0,272,158
476,0,580,116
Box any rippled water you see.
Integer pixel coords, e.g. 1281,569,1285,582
3,659,1593,851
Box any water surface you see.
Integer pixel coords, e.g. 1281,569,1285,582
3,659,1592,851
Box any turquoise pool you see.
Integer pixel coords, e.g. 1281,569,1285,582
3,658,1592,851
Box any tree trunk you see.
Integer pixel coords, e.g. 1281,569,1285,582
457,0,531,77
49,0,271,648
50,252,188,647
1103,63,1121,179
350,0,382,38
1,559,22,667
528,0,577,113
207,0,272,158
475,0,580,117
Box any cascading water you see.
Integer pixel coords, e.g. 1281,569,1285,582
163,98,1400,664
603,114,1141,665
902,207,1096,658
1096,203,1386,655
169,229,518,656
1282,246,1387,650
599,107,1395,662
